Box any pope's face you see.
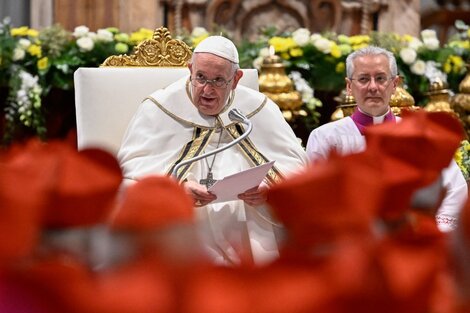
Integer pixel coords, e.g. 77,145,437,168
346,54,399,116
189,53,243,116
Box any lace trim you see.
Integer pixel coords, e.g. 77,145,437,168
436,214,458,230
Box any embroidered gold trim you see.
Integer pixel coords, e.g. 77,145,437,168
167,127,215,180
225,124,283,185
145,96,214,129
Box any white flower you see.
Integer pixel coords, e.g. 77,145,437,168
253,56,264,71
259,47,271,58
56,63,70,73
289,71,314,102
18,38,31,49
421,29,437,40
19,71,39,89
74,26,90,38
399,48,417,64
408,38,423,51
16,89,28,103
87,32,97,41
191,27,208,37
423,37,440,50
12,47,25,61
96,29,114,42
73,25,90,38
310,33,322,43
424,61,447,83
313,37,332,54
410,60,426,75
76,36,94,51
292,28,311,47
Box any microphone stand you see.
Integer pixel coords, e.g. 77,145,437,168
171,108,253,179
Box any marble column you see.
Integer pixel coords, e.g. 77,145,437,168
377,0,421,37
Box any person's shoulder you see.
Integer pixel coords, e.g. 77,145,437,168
235,84,266,101
231,85,268,115
313,117,353,133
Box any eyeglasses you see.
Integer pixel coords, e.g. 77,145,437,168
350,74,393,87
190,73,234,88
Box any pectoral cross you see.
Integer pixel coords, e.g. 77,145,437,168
200,172,217,188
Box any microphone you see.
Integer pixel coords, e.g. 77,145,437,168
171,109,252,178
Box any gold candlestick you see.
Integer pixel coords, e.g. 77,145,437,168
331,89,356,121
451,63,470,138
424,77,457,116
390,78,419,116
258,47,303,121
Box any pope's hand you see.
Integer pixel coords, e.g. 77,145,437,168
238,184,268,207
183,180,217,207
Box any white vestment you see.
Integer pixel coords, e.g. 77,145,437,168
118,76,308,265
306,116,468,232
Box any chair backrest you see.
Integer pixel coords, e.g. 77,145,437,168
74,27,259,155
74,67,259,155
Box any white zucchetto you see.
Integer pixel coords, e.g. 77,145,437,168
193,36,239,64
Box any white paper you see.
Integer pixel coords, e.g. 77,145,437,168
208,161,275,203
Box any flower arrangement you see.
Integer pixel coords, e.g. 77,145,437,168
0,17,153,144
237,22,469,107
1,18,469,144
455,139,470,181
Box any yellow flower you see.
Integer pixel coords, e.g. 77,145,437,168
352,43,369,51
11,26,29,37
129,28,153,45
27,29,39,37
37,57,48,70
349,35,370,46
443,61,452,73
455,149,463,165
402,34,414,43
444,55,464,74
269,37,297,53
449,40,470,50
192,34,209,48
27,44,42,57
289,47,303,58
335,61,345,73
281,52,290,60
330,43,341,58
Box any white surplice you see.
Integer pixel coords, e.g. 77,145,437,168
118,76,308,265
306,116,468,232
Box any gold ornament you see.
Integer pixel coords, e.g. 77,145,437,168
424,77,457,116
331,89,356,121
390,79,419,116
101,27,192,67
451,63,470,138
258,48,303,121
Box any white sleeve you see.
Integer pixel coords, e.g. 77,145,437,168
436,159,468,232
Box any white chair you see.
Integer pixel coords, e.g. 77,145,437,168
74,27,259,156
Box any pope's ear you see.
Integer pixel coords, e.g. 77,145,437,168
232,69,244,88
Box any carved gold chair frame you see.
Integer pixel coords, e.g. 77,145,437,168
101,27,193,67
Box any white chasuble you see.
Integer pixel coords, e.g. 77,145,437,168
118,76,308,265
